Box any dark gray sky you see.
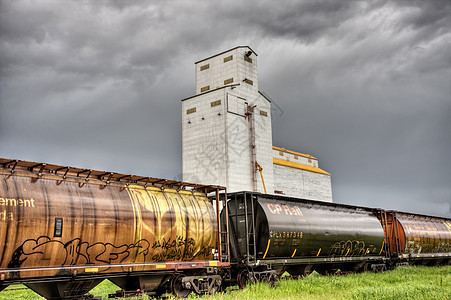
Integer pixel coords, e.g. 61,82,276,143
1,1,450,217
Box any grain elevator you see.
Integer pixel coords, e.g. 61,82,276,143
182,46,332,202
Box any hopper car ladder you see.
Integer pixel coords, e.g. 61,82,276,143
391,212,403,256
378,211,392,259
378,211,403,259
219,231,229,263
243,193,257,265
227,193,258,265
219,193,230,263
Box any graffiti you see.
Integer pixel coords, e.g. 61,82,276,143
150,236,213,262
436,241,451,253
5,185,216,275
151,245,214,262
400,219,451,254
406,239,451,254
151,236,191,261
329,240,377,256
127,186,216,263
7,235,210,269
7,236,150,269
193,246,215,259
152,236,195,250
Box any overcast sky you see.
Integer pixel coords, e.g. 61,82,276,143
1,0,450,217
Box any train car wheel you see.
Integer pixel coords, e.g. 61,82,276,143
268,274,277,287
237,270,249,289
209,279,222,294
171,274,191,298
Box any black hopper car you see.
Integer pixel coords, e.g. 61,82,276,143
220,191,450,289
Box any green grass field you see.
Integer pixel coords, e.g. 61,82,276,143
1,265,450,299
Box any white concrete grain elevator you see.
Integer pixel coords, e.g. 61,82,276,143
182,46,332,202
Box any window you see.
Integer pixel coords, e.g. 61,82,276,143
200,86,210,93
244,78,253,85
187,107,196,114
224,55,233,62
294,155,299,160
308,158,312,163
279,151,284,156
211,100,221,107
200,64,209,71
244,56,252,63
260,110,267,117
224,78,233,85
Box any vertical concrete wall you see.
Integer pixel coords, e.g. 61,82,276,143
195,47,258,95
183,46,273,193
224,88,273,193
273,165,333,202
182,89,227,186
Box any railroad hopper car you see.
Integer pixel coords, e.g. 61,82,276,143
221,192,451,287
221,192,388,286
379,211,451,265
1,158,451,299
0,159,229,299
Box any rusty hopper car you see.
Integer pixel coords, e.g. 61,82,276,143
379,211,451,265
222,192,387,286
0,159,229,299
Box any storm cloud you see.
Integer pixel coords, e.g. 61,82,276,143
1,0,450,217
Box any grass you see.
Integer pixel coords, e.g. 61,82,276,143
204,266,451,300
0,265,449,299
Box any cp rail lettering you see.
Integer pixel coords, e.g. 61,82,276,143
267,203,303,216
